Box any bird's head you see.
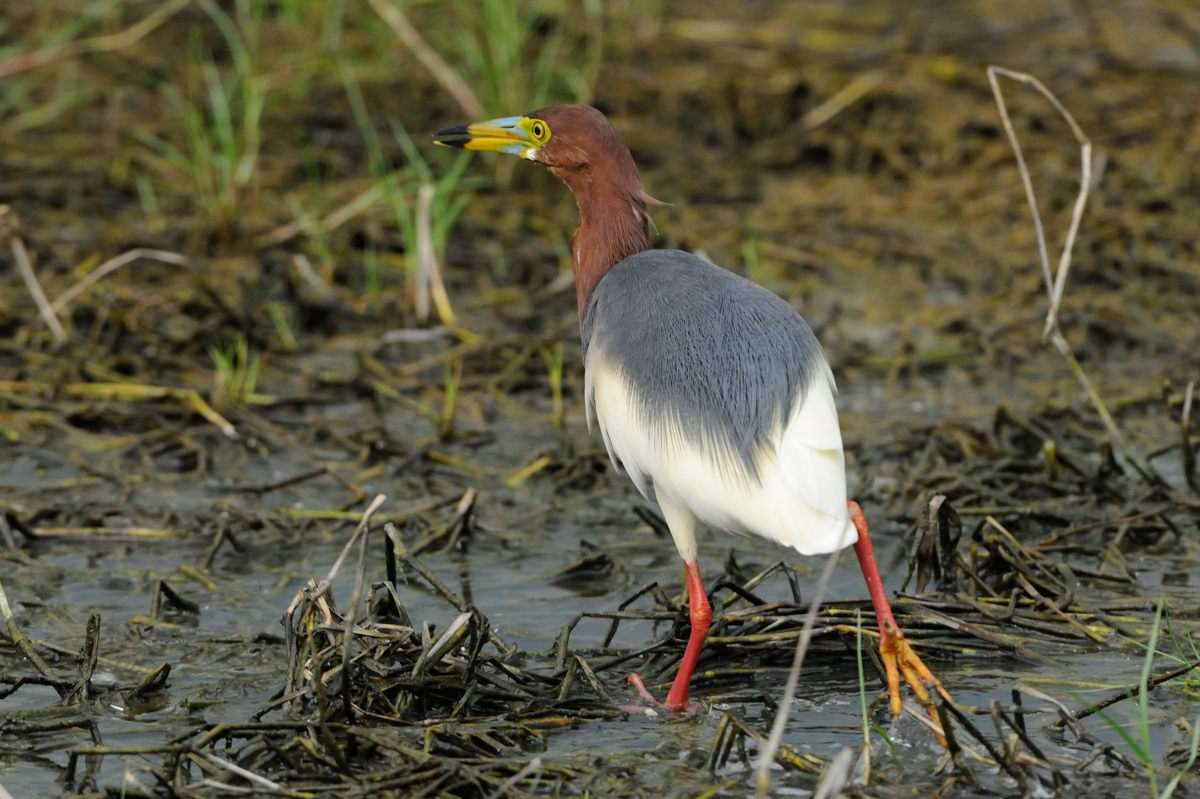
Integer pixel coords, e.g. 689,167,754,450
434,104,652,202
434,104,666,315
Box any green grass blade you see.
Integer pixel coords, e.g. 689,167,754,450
1094,708,1151,765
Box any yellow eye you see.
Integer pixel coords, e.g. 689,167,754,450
529,120,550,144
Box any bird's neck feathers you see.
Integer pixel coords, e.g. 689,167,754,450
572,184,651,316
563,166,661,320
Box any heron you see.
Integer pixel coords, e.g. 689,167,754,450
434,105,948,715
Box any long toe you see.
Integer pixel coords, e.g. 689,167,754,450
880,633,952,739
627,673,662,708
626,674,699,715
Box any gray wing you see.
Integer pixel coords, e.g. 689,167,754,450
582,249,828,479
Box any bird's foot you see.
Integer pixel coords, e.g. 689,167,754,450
850,499,952,741
623,673,698,715
879,620,952,726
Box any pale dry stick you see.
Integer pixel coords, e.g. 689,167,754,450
118,771,154,799
291,254,336,301
0,0,191,79
754,527,849,797
11,238,66,343
988,66,1138,467
812,746,856,799
366,0,483,119
487,756,543,799
1184,382,1195,435
986,69,1056,309
986,66,1093,339
0,578,57,679
1183,380,1196,491
416,183,457,326
339,496,373,725
202,754,282,792
51,249,189,314
413,186,432,322
323,494,387,585
283,494,388,616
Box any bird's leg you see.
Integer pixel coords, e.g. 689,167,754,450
665,560,711,710
628,560,711,712
849,500,950,717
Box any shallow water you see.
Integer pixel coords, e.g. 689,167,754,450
2,386,1194,796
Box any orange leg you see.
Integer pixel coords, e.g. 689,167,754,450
849,500,951,716
629,560,711,712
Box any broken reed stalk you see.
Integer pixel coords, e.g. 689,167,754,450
50,248,189,314
366,0,483,118
340,504,373,727
413,186,432,322
320,494,387,590
0,578,59,684
987,67,1092,338
203,753,283,792
1183,381,1196,492
12,238,66,343
987,66,1145,476
415,183,456,326
486,756,543,799
754,530,847,797
811,746,855,799
854,611,872,785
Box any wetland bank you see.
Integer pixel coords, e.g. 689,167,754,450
2,1,1199,796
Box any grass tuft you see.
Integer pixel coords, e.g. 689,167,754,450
210,334,261,408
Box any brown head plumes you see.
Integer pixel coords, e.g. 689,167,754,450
527,105,664,318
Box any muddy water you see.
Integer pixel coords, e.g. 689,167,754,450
2,389,1192,795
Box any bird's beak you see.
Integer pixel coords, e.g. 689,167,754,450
433,116,538,160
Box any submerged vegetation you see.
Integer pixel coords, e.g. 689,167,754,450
1,1,1199,796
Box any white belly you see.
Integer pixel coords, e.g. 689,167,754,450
585,350,856,560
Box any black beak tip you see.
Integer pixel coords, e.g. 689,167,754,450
433,124,469,147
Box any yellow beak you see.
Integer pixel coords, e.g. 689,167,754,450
433,116,537,159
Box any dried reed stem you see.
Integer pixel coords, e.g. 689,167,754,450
987,66,1140,469
754,530,848,796
12,238,66,343
416,183,456,326
51,249,189,313
366,0,483,118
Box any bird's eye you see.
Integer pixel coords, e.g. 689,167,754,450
530,120,549,143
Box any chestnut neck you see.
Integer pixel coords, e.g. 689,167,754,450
568,176,652,320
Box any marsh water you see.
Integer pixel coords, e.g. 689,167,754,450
2,1,1199,796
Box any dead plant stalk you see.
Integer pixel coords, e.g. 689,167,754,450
987,66,1136,466
754,526,850,796
51,249,189,314
12,238,66,343
366,0,483,118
